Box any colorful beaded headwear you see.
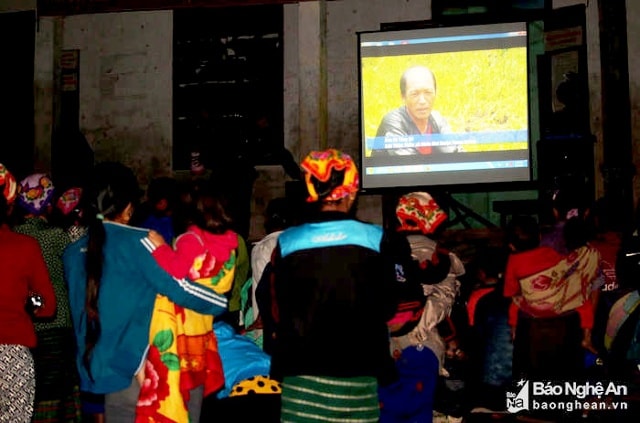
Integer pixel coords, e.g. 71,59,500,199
0,163,18,204
301,148,359,203
18,173,55,215
396,191,447,234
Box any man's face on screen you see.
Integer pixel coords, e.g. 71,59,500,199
402,68,436,124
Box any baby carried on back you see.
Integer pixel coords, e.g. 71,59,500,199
513,245,602,319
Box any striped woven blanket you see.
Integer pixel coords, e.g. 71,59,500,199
281,375,379,422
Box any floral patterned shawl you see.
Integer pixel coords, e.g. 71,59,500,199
513,245,601,318
135,235,237,423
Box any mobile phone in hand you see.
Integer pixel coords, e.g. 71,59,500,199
25,293,43,316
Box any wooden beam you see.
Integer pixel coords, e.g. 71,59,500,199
37,0,314,16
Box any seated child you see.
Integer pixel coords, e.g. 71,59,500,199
137,189,239,423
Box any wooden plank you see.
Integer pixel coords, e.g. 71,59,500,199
37,0,315,16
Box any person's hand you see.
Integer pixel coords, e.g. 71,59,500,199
25,293,44,317
135,367,146,386
147,230,167,248
510,325,516,341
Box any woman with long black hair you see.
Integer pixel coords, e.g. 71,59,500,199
63,162,229,422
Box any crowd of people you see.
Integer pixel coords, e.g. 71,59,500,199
1,148,640,423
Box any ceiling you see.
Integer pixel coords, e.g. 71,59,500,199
37,0,320,16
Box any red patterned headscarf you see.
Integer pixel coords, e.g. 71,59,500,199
0,163,18,204
57,187,83,216
396,192,447,234
301,148,359,203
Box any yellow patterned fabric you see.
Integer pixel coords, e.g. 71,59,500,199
229,375,281,397
513,245,600,317
301,148,359,203
136,251,236,423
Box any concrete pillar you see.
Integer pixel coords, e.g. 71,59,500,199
598,0,635,230
33,17,60,173
295,1,327,158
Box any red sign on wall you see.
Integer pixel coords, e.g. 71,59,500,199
60,49,79,91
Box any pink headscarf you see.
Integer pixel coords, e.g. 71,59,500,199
56,187,83,216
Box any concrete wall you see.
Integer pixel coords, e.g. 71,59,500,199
0,0,36,12
67,11,173,185
35,11,173,186
628,0,640,208
283,0,432,228
33,17,57,173
553,0,640,205
27,0,640,239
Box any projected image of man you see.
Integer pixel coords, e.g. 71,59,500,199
375,66,458,156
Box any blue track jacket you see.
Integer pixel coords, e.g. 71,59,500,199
63,221,228,394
